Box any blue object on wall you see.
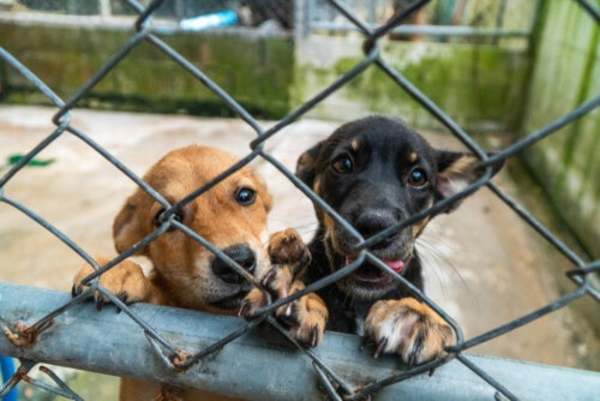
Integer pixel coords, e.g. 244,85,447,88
0,356,17,401
179,9,238,31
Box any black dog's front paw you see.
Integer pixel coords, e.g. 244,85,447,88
364,298,453,366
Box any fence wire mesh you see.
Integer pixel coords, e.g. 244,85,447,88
0,0,599,400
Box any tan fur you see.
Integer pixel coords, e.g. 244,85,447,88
411,216,431,238
365,297,453,365
73,257,167,305
119,380,243,401
351,138,360,151
312,177,321,196
73,145,324,401
441,154,478,178
285,282,328,347
268,228,311,272
408,152,418,163
240,230,327,348
110,145,272,310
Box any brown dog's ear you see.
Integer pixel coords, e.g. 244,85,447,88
435,150,504,212
295,140,324,187
113,189,152,255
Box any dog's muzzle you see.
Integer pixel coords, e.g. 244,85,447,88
211,244,257,284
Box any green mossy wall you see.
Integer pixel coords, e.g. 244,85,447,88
293,36,529,132
0,24,294,118
0,21,530,131
520,0,600,259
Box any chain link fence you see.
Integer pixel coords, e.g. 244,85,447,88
0,0,599,400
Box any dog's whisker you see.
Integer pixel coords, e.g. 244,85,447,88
416,236,472,295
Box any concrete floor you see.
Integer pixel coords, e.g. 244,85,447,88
0,106,598,395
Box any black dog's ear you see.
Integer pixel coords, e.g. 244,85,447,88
435,150,504,211
295,140,324,187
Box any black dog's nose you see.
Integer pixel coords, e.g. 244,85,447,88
354,212,396,248
211,244,256,284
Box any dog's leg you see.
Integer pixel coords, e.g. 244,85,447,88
364,297,453,366
241,228,310,315
72,257,166,310
277,280,328,347
153,385,184,401
241,228,328,347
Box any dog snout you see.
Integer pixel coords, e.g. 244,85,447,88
211,244,256,284
354,211,398,248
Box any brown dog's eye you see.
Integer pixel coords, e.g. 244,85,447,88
235,187,256,206
332,155,354,174
407,167,428,188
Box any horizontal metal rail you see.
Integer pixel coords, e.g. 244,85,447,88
0,283,598,401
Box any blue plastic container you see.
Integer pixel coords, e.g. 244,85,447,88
0,356,17,401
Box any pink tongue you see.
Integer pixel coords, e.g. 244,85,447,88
345,256,405,272
384,259,405,272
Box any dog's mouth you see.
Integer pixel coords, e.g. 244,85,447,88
344,254,409,287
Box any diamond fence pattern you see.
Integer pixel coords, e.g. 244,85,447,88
0,0,599,400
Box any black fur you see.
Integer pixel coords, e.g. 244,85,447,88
296,116,503,335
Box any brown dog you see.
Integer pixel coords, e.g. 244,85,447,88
73,145,327,401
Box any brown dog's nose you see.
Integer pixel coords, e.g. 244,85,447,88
211,244,256,284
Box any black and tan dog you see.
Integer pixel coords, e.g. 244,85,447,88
294,116,504,365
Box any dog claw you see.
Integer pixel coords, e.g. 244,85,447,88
278,313,297,328
95,298,104,311
239,300,251,318
261,269,276,288
374,338,387,359
115,292,129,313
278,302,299,327
71,285,79,297
310,326,319,348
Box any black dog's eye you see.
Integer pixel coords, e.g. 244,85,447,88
154,207,184,232
332,155,354,174
407,167,428,188
235,187,256,206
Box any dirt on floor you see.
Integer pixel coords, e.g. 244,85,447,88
0,105,598,399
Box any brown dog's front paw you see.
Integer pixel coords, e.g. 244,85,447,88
239,287,267,318
240,228,311,317
268,228,311,273
364,298,453,366
275,282,328,348
240,283,328,348
241,229,326,347
239,265,294,318
72,258,150,311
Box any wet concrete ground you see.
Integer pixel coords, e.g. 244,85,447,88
0,105,598,398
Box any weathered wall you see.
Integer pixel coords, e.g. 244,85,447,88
0,16,531,132
0,22,294,118
293,35,530,132
520,0,600,258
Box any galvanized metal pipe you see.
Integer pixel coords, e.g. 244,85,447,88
0,283,598,401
